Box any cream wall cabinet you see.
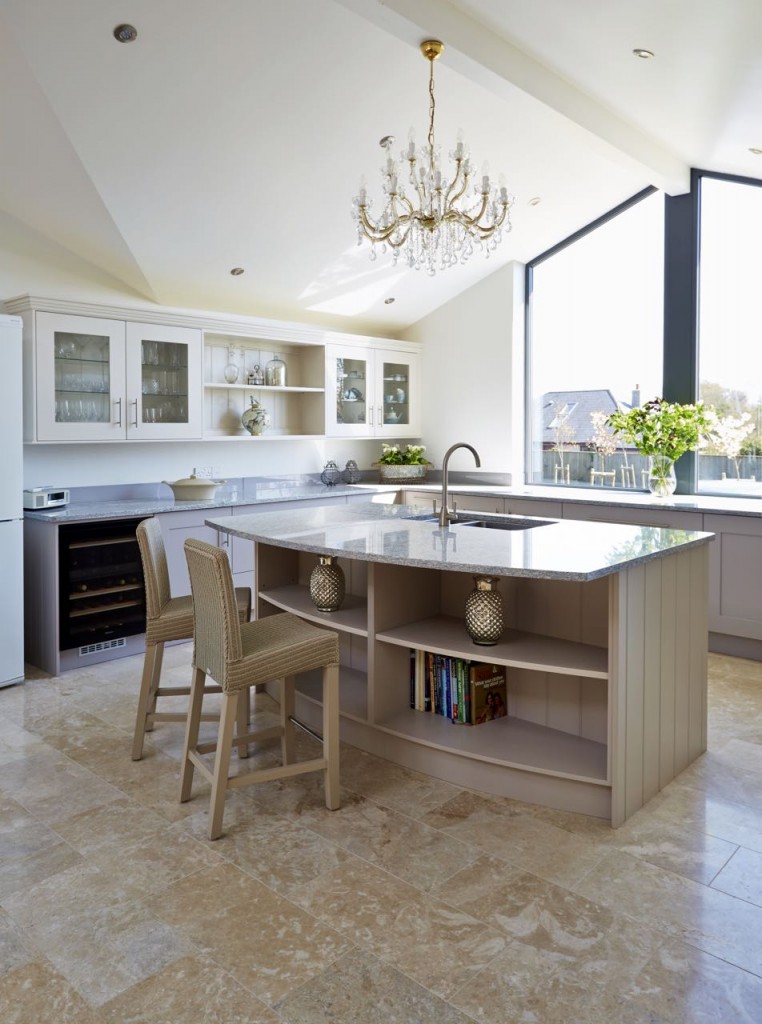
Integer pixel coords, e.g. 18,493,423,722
325,344,420,438
6,295,420,445
26,311,202,442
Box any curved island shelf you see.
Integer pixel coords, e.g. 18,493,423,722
208,502,713,826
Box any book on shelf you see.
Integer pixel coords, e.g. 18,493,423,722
409,651,507,725
470,663,507,725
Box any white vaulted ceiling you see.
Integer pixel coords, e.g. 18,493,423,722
1,0,761,334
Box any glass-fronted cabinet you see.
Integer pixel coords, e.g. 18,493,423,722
124,323,202,439
325,344,419,437
34,313,202,441
36,313,127,441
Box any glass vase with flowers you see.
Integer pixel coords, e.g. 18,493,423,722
606,398,711,497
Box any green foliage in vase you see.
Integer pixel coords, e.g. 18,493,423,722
606,398,711,462
376,443,430,466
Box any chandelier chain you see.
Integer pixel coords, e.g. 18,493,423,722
427,56,436,154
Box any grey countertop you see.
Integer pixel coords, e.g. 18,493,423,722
23,482,382,523
23,476,762,525
207,501,714,582
400,482,762,517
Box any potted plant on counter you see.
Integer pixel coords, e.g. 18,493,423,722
373,443,431,483
606,397,711,497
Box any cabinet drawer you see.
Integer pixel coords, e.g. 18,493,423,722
563,503,703,530
505,497,563,519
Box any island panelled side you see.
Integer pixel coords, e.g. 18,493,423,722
253,539,708,827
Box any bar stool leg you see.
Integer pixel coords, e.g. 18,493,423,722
179,666,206,802
132,641,162,760
322,663,340,811
208,692,238,840
235,690,250,760
145,642,165,732
281,675,296,765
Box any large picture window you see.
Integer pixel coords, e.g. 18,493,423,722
697,175,762,496
526,190,664,488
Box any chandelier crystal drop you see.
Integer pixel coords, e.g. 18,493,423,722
352,39,513,275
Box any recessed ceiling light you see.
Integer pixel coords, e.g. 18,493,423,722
230,267,245,276
632,48,654,59
113,24,138,43
749,148,762,155
384,297,396,304
528,196,542,206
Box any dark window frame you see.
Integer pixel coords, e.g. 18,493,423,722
525,169,762,494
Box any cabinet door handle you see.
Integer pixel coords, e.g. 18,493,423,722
378,406,382,426
369,406,373,427
131,399,139,428
114,398,122,427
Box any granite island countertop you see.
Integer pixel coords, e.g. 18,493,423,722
208,501,714,582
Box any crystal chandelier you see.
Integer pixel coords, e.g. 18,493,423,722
352,39,513,275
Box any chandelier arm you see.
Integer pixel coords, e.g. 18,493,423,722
444,162,470,206
357,203,415,245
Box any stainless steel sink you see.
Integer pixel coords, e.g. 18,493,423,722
407,512,554,530
456,517,554,531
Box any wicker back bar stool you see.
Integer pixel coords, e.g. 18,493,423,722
132,517,251,761
181,538,341,840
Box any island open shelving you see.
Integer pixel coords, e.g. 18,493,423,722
210,502,712,827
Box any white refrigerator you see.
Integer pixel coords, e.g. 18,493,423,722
0,315,24,686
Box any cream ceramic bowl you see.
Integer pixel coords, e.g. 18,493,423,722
163,475,226,501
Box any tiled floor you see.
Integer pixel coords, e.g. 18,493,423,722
1,648,762,1023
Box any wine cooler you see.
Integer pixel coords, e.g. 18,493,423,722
59,518,146,652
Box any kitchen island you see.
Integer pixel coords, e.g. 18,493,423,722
208,502,713,826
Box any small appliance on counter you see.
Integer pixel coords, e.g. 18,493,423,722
23,487,70,510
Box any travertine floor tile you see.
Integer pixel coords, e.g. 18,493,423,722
0,908,35,979
176,798,353,895
572,848,762,976
0,838,83,900
291,854,506,1000
275,948,476,1024
295,788,480,892
429,853,666,964
2,862,193,1006
338,745,462,818
0,747,122,824
422,788,607,886
605,808,738,884
99,953,280,1024
625,936,762,1023
710,845,762,906
0,959,106,1023
151,863,354,1007
451,934,668,1024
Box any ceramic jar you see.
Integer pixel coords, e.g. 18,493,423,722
241,396,270,435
